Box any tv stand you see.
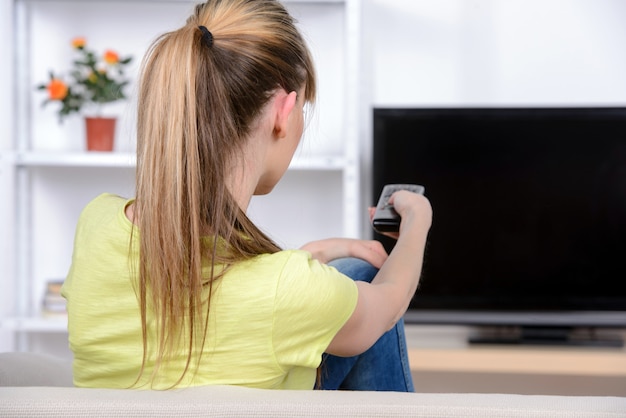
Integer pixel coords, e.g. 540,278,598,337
469,326,625,348
405,325,626,396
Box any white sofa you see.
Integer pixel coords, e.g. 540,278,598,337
1,352,625,417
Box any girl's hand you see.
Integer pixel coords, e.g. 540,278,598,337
370,190,432,239
388,190,433,235
300,238,388,269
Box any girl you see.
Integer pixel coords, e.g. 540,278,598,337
62,0,432,391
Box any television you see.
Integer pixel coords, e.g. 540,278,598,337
372,107,626,346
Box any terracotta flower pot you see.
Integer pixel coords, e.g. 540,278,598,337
85,117,116,151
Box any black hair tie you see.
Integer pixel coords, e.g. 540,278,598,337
198,25,214,48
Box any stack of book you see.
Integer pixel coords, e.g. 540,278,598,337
42,279,66,317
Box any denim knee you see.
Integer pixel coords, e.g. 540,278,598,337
328,257,378,284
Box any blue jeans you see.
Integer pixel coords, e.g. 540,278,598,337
317,258,415,392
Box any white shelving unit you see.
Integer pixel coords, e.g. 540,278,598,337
1,0,363,353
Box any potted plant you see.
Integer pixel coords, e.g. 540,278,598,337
37,37,133,151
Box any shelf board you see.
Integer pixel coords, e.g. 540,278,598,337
14,151,347,170
2,316,68,333
16,151,136,167
289,155,347,170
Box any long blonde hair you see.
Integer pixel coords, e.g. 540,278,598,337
133,0,316,387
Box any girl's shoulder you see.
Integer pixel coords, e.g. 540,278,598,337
246,249,355,292
81,193,129,215
247,249,318,272
77,193,134,233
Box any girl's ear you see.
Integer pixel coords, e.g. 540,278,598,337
273,90,298,139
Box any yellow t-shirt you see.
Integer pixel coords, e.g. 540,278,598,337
62,193,358,390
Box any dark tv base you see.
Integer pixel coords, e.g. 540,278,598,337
469,326,625,348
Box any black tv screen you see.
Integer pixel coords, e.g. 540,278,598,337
373,107,626,330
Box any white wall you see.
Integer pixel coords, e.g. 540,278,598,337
366,0,626,106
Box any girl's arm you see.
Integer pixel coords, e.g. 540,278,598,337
325,190,432,357
300,238,389,269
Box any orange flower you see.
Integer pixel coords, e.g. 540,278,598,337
71,37,86,49
103,50,119,64
47,79,68,101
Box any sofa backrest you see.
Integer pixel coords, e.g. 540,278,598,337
0,352,73,387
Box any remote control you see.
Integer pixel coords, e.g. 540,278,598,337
372,184,425,233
